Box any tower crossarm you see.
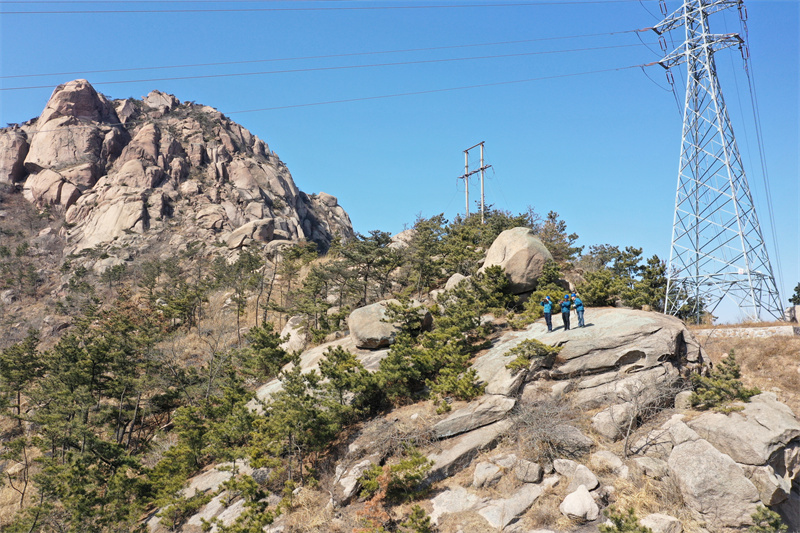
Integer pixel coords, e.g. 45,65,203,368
657,33,743,70
651,0,742,35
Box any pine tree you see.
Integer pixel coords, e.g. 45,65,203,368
534,211,583,266
789,283,800,305
0,328,43,423
690,351,760,409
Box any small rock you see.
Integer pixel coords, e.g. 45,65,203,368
633,456,670,480
445,273,467,290
430,486,481,525
640,513,683,533
567,465,599,492
473,461,502,488
478,478,556,530
489,453,518,469
551,424,594,455
553,458,578,477
514,459,543,483
1,289,16,305
559,485,600,521
674,390,693,409
590,450,628,478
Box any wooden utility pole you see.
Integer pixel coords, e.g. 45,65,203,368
458,142,492,222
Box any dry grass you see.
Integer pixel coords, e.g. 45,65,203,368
437,509,497,533
701,335,800,414
280,488,338,532
610,474,714,533
0,484,24,528
688,319,790,330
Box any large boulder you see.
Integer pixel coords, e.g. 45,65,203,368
667,420,760,528
479,227,552,294
426,419,512,483
389,228,415,250
547,308,704,378
478,480,554,530
279,315,308,354
433,394,516,439
348,300,400,349
686,393,800,507
471,308,704,407
250,335,391,407
226,218,275,249
0,129,29,184
348,300,431,350
687,393,800,466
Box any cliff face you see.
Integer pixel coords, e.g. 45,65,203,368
0,79,353,254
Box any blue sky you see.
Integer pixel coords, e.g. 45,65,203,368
1,0,798,321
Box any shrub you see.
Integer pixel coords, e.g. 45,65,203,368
358,448,433,503
599,507,653,533
690,351,760,410
748,505,788,533
399,505,436,533
358,464,384,500
505,338,562,374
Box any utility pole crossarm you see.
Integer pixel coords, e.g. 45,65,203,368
457,141,493,222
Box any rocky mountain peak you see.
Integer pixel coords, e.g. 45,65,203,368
37,79,120,125
0,79,353,256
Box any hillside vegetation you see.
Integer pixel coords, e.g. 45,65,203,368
1,81,798,533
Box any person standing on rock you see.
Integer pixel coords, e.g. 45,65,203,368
572,293,585,327
560,295,572,331
540,296,554,332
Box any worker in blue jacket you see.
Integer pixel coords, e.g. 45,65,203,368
572,293,585,327
560,295,572,331
540,296,553,332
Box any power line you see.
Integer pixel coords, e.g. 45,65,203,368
1,42,654,91
3,0,370,2
224,64,643,113
0,0,656,2
0,0,662,14
1,29,640,79
15,62,645,133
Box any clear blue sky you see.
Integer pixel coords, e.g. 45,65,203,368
1,0,798,321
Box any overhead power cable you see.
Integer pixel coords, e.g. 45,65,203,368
2,29,640,79
0,0,662,14
224,64,645,113
17,62,645,133
1,42,655,91
0,0,653,3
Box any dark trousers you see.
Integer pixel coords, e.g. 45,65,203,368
544,312,552,331
562,312,570,330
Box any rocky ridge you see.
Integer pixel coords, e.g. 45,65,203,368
157,270,800,532
0,79,353,258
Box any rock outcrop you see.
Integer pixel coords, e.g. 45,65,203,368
150,301,800,533
3,79,353,256
632,400,800,531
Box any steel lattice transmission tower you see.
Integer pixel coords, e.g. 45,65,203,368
653,0,783,322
